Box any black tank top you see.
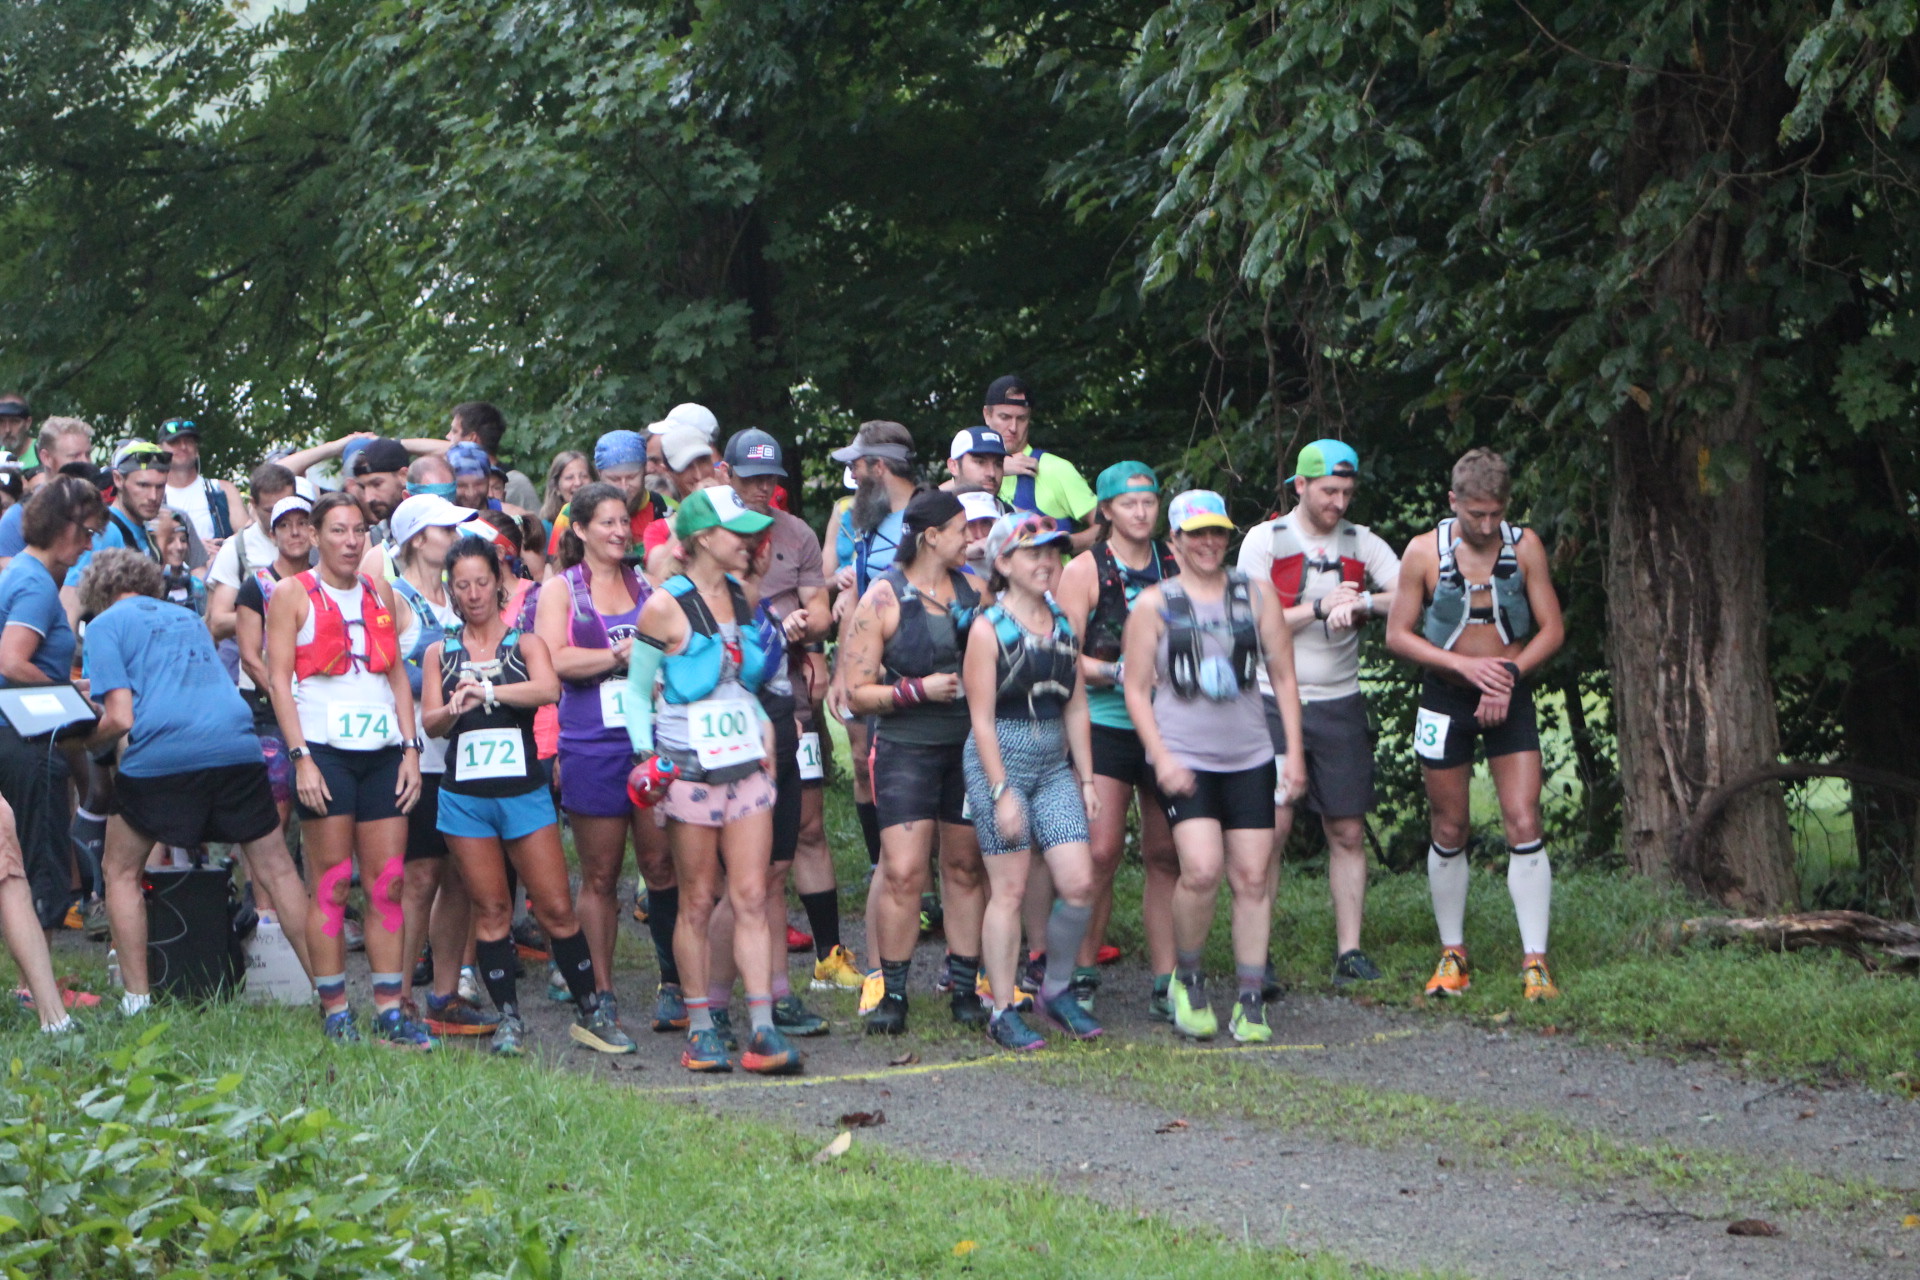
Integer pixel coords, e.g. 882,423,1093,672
438,626,544,799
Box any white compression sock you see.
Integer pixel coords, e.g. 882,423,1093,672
1427,842,1468,948
1507,841,1551,954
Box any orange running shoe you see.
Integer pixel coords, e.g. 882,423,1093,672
1522,959,1560,1001
1424,947,1471,997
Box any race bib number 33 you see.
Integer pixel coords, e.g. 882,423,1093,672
456,728,526,782
330,702,394,750
689,698,764,771
1413,707,1451,762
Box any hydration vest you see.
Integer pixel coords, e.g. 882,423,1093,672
1008,446,1048,516
1263,515,1365,607
879,566,980,681
106,508,159,562
1164,571,1260,701
1421,517,1533,650
564,562,648,652
852,508,904,598
391,575,453,699
986,597,1079,718
1085,538,1177,662
659,574,768,704
439,624,543,797
292,571,399,679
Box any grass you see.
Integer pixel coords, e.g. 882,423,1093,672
817,720,1920,1087
3,1007,1413,1280
1032,1044,1917,1219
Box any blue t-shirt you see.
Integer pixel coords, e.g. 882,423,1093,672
66,508,151,587
0,555,75,686
82,596,259,778
0,505,25,560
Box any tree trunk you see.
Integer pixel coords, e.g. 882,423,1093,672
1604,31,1798,908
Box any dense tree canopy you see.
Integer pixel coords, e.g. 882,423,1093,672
1,0,1914,906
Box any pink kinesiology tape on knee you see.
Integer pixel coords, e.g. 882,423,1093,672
370,858,405,933
316,861,354,937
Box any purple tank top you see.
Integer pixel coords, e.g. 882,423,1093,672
557,562,646,748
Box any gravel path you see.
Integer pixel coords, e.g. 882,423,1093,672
484,906,1920,1280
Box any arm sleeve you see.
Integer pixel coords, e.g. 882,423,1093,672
623,635,668,755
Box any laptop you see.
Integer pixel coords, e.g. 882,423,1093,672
0,683,98,741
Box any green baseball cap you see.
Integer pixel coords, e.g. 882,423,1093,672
674,485,774,540
1096,461,1159,502
1288,439,1360,484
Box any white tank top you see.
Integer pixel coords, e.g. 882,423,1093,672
165,478,217,541
294,578,402,749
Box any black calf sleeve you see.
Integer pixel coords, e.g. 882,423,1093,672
644,885,681,985
549,928,598,1006
856,802,882,866
476,935,518,1013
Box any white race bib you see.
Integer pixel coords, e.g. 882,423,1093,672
329,702,396,751
598,679,631,730
688,698,764,772
455,728,527,782
796,731,824,782
1413,707,1451,762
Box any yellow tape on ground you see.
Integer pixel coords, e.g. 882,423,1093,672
624,1039,1335,1095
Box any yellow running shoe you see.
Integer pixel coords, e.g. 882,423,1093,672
1522,959,1560,1001
1169,975,1217,1039
975,972,1034,1013
1424,947,1471,997
811,944,865,991
1228,997,1272,1044
62,901,84,930
856,968,884,1015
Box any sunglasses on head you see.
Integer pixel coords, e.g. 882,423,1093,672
161,418,198,435
118,446,172,470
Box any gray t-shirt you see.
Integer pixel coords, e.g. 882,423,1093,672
1236,515,1399,702
1151,578,1272,773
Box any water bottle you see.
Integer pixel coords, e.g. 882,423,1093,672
106,948,122,989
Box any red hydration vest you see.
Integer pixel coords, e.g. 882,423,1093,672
293,571,399,679
1262,515,1366,607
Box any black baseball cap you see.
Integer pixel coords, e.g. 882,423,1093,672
349,437,411,477
724,428,787,479
158,417,200,441
0,399,29,419
983,375,1032,408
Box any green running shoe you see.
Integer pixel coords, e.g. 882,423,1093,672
1148,974,1173,1023
492,1012,527,1057
681,1026,732,1073
709,1006,739,1053
1169,975,1216,1040
570,995,638,1055
1228,996,1272,1043
772,995,829,1036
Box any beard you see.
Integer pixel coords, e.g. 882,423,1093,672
850,474,892,536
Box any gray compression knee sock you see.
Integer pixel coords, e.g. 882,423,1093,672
1041,902,1091,1001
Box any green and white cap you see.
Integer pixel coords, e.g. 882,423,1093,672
674,484,774,540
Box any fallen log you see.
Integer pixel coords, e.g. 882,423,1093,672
1678,910,1920,972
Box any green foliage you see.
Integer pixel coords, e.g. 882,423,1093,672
0,1026,560,1278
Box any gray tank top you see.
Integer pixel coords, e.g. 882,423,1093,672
1151,581,1273,773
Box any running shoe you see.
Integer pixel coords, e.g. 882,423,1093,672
1022,950,1046,992
413,946,434,988
681,1026,733,1072
492,1012,527,1057
511,915,550,962
975,972,1035,1012
864,992,908,1036
856,969,884,1016
15,985,102,1011
84,899,110,942
1040,989,1104,1041
322,1009,362,1044
1332,949,1382,986
571,996,638,1054
786,924,814,953
373,1007,438,1051
950,988,989,1029
1229,996,1273,1044
1522,959,1560,1002
1095,943,1122,966
61,901,84,930
457,965,484,1007
1148,974,1173,1023
710,1006,739,1052
546,962,571,1002
423,991,502,1037
773,995,829,1036
988,1007,1046,1052
932,962,953,995
1262,960,1284,1004
741,1026,803,1075
1069,966,1100,1013
1425,947,1471,997
919,892,943,937
632,890,649,924
1169,975,1217,1040
651,983,689,1031
811,944,864,991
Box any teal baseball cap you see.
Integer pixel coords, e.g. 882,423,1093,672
1096,461,1159,502
1288,439,1360,484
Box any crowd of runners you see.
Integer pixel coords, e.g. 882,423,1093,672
0,381,1564,1071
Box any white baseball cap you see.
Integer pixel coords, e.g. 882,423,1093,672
661,422,715,472
649,402,719,441
389,494,472,547
957,490,1001,524
268,495,312,528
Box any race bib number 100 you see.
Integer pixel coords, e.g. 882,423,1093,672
689,698,764,771
456,728,526,782
599,679,630,730
330,703,393,751
1413,707,1451,762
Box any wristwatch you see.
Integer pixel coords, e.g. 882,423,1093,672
288,746,310,762
401,737,424,753
990,780,1010,802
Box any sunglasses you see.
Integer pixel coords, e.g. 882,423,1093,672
117,446,173,470
160,418,198,436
